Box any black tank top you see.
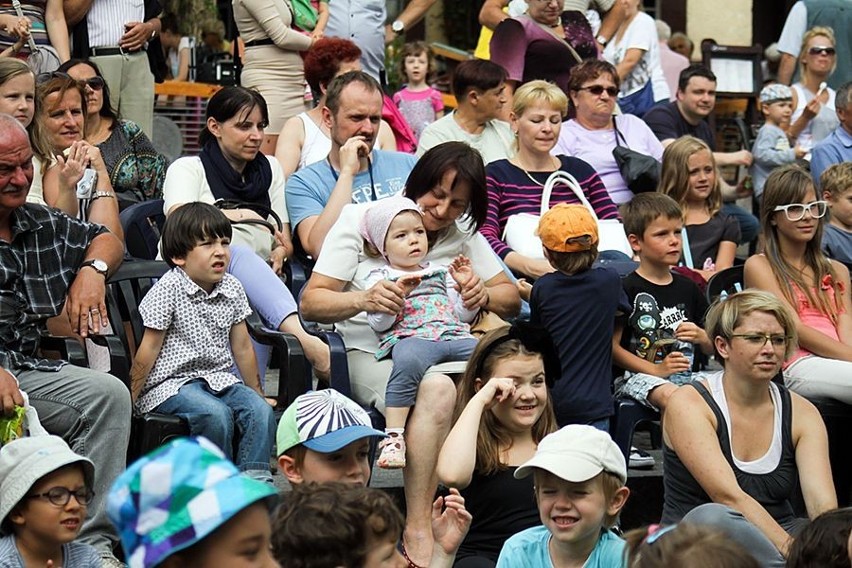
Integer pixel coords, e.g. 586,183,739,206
661,381,797,525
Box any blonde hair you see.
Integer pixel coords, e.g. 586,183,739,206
760,165,841,322
625,524,760,568
799,26,837,79
512,80,569,118
658,136,721,216
821,162,852,198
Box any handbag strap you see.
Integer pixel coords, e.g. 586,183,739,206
612,115,627,148
542,170,600,221
529,16,583,65
681,226,694,269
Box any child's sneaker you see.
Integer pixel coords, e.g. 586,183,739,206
377,434,406,469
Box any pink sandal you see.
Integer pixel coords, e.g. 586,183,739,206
377,435,406,469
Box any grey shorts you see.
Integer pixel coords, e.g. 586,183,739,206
615,371,705,410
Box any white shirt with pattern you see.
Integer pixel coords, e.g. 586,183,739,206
136,268,252,414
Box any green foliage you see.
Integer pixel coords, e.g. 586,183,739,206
162,0,218,39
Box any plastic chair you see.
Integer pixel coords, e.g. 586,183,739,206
610,397,661,466
705,264,745,304
119,199,166,260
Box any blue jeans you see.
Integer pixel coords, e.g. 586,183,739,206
721,203,759,244
386,337,477,407
228,244,298,383
17,365,131,557
155,380,275,476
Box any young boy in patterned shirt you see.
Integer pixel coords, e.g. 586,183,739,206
130,202,275,482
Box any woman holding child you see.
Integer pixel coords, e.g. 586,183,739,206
481,80,619,280
163,85,330,381
662,290,836,567
301,141,520,567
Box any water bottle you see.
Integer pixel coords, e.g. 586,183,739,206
668,321,695,386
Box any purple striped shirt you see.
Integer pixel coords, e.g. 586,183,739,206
481,155,620,259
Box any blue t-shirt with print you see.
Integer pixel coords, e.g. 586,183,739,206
496,525,626,568
285,149,417,231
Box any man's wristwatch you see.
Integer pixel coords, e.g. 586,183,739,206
596,34,609,46
391,19,405,35
80,259,109,278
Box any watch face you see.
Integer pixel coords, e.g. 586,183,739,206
392,20,404,33
92,260,108,272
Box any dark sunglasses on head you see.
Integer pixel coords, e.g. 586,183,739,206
808,46,836,56
36,72,104,90
577,85,619,97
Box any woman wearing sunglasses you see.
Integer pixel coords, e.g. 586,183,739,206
554,59,663,205
57,59,166,210
745,165,852,405
788,26,840,154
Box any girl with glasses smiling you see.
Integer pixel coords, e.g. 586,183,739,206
745,164,852,405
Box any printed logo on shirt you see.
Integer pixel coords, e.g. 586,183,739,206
628,292,687,363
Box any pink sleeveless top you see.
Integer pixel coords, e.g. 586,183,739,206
785,274,845,367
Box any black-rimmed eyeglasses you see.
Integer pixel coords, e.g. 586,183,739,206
26,486,94,507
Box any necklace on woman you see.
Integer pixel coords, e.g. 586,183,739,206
514,156,559,187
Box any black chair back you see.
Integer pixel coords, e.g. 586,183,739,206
120,199,166,260
706,265,745,304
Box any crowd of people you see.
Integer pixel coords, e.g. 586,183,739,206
0,0,850,567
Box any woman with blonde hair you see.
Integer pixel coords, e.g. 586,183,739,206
788,26,839,152
658,135,739,280
480,79,619,279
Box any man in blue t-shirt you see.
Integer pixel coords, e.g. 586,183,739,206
285,70,417,258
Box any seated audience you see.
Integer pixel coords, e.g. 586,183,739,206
624,524,760,568
787,27,839,154
285,70,417,258
107,437,278,568
417,59,513,165
603,0,669,117
272,482,471,568
811,82,851,187
662,290,837,568
554,59,663,205
786,508,852,568
495,425,630,567
658,136,739,280
274,38,397,178
0,114,129,565
59,58,167,209
745,165,852,405
482,79,619,280
613,193,713,413
530,205,630,428
163,85,330,379
0,436,101,567
131,203,276,481
437,324,559,566
276,389,386,487
300,142,519,567
820,162,852,269
751,84,805,199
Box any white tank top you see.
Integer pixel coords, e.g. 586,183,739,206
791,83,839,149
707,372,783,474
297,112,331,170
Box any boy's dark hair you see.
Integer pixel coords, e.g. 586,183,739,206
271,483,404,567
325,70,382,116
786,508,852,568
678,64,716,93
621,193,682,240
544,244,598,275
160,202,232,267
821,162,852,197
451,59,507,100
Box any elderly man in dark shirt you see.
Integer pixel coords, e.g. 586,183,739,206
0,114,129,567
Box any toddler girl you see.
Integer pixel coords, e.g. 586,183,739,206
393,41,444,140
361,196,479,469
658,135,740,280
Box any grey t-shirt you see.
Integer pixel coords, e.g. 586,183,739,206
0,534,101,567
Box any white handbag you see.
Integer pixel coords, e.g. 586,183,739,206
502,170,632,259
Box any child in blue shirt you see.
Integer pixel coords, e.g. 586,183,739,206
530,203,630,429
751,83,806,199
131,202,275,482
496,425,630,568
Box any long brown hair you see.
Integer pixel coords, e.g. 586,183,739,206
760,165,840,321
454,325,558,475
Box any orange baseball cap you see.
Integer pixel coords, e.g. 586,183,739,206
536,203,598,252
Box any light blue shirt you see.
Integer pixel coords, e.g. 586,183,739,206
496,525,626,568
285,149,417,231
325,0,386,81
811,126,852,189
0,534,101,567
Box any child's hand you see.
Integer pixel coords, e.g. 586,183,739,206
474,377,515,409
449,255,474,287
674,321,703,343
794,145,806,159
516,278,532,302
397,274,422,297
431,488,472,558
658,351,691,377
